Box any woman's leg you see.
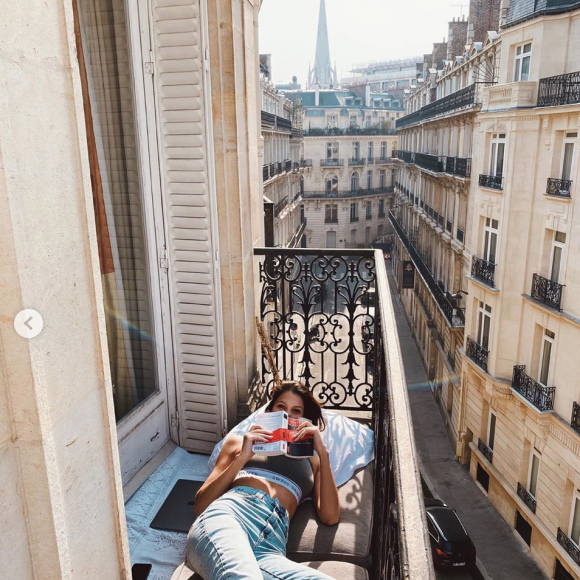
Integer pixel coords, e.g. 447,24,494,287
257,555,337,580
187,489,267,580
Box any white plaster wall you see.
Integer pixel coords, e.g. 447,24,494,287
0,1,130,578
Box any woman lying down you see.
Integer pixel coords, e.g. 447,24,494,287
187,381,340,580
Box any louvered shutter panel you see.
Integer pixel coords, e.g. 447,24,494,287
152,0,225,453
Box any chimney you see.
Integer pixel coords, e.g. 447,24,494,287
447,17,468,60
315,83,320,106
365,84,371,107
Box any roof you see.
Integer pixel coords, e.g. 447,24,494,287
286,89,404,111
504,0,580,27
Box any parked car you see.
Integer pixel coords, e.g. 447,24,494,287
425,499,477,569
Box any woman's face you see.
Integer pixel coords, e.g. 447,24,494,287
271,390,305,419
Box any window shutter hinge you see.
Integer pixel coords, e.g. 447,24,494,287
171,411,179,428
160,249,168,271
145,55,154,74
222,418,228,437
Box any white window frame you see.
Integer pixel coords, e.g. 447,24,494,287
325,174,338,194
351,172,360,192
489,133,506,178
514,42,532,82
477,301,492,350
527,449,541,499
550,231,566,284
327,115,338,128
350,115,358,127
561,132,577,181
538,328,555,387
326,142,339,160
483,217,499,264
380,141,387,159
569,492,580,546
350,228,357,245
367,170,373,190
325,203,338,223
350,202,359,220
379,169,386,189
368,141,374,160
353,141,360,159
366,200,372,219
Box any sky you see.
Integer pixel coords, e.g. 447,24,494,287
259,0,469,86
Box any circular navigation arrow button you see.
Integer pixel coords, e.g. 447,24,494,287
14,309,44,339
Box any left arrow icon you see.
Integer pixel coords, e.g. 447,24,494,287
14,310,43,339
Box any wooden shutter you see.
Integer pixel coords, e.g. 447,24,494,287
151,0,225,452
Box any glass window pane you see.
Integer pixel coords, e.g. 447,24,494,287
484,230,490,259
521,56,530,81
514,59,521,81
482,315,491,349
496,143,505,177
524,43,532,53
529,454,540,497
562,143,574,181
489,233,497,264
551,245,562,283
490,143,497,174
489,414,496,450
539,339,552,385
80,0,158,421
571,498,580,544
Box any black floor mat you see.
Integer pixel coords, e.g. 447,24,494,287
149,479,204,533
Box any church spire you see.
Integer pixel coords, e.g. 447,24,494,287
308,0,338,89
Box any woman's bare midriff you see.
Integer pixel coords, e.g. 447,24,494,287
231,476,299,518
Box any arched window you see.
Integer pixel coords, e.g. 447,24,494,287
326,174,338,195
351,172,359,192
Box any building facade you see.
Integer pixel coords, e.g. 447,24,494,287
287,87,401,248
393,1,580,578
260,59,306,248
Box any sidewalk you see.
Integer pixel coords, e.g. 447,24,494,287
389,274,547,580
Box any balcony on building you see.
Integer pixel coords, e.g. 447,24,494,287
254,247,436,580
530,272,564,311
546,177,573,198
477,438,493,464
481,81,537,112
396,83,480,130
517,482,537,514
321,158,344,167
304,125,395,137
466,336,489,373
389,211,465,328
444,156,472,178
538,71,580,108
348,157,367,167
512,365,556,412
287,218,307,248
303,186,394,200
478,174,503,190
571,402,580,435
300,158,313,168
557,528,580,567
471,256,496,288
414,153,444,173
261,110,293,133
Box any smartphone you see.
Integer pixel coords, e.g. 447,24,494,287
132,563,152,580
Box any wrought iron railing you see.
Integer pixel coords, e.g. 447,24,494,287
304,126,396,136
349,158,367,166
538,71,580,107
571,402,580,435
455,157,472,178
274,196,288,218
546,178,572,197
261,110,293,132
302,187,394,199
396,84,479,129
300,158,313,167
557,528,580,567
517,482,537,513
320,158,344,167
389,212,464,327
287,219,307,248
466,337,489,373
479,174,504,190
471,256,496,287
512,365,556,411
254,247,436,580
374,157,391,164
263,164,270,181
531,273,564,310
291,127,303,139
478,438,493,463
415,153,443,173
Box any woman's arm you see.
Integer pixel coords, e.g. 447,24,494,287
311,448,340,526
194,426,272,516
295,423,340,526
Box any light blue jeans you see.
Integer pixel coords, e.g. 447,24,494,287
187,486,335,580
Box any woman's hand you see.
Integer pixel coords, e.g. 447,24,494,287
238,424,273,463
292,420,327,455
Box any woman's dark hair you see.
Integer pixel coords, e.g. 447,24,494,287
265,381,327,430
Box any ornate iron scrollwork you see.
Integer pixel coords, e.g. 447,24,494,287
256,250,376,411
517,482,537,514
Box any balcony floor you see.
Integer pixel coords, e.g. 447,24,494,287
125,447,210,580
